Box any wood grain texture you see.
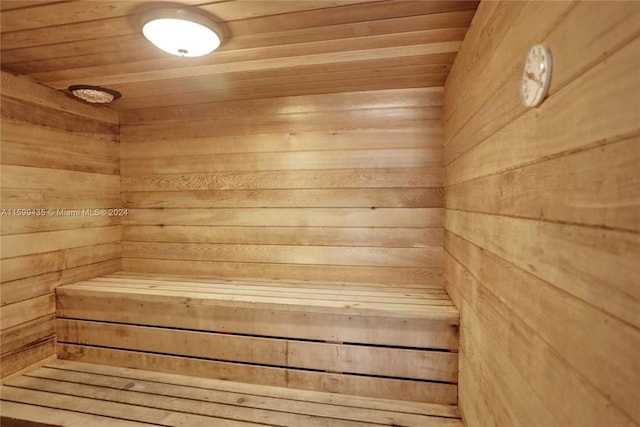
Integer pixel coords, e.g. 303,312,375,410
122,258,443,286
121,88,444,285
1,258,122,306
27,358,461,416
122,242,442,268
122,188,443,209
0,359,462,425
0,1,478,109
446,233,639,426
0,0,476,413
0,71,121,378
446,136,640,233
57,274,459,325
444,2,640,426
57,319,457,382
446,35,640,185
0,339,56,379
55,273,459,403
444,1,640,166
0,315,54,359
122,167,443,191
123,225,444,248
1,244,121,283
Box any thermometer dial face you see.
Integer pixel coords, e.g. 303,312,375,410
521,44,552,107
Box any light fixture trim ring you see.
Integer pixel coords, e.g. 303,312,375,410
140,7,223,57
68,85,122,104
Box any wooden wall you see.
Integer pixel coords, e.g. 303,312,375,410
444,1,640,426
121,88,443,285
0,71,121,378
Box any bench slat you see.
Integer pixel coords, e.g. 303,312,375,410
57,319,458,382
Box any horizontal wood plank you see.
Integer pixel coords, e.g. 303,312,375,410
59,285,453,309
1,384,230,426
1,210,122,235
0,70,121,378
47,358,461,418
446,35,640,182
443,1,574,149
1,243,121,283
11,27,461,79
0,400,154,427
122,188,443,209
446,231,640,424
57,344,459,405
123,207,442,228
112,70,446,110
0,339,55,378
122,258,443,285
123,147,442,175
119,88,443,285
122,129,442,156
87,275,451,298
57,274,458,346
27,364,459,424
445,1,640,165
123,225,443,248
1,259,121,306
115,72,446,110
1,358,462,425
1,96,118,136
2,226,121,259
122,107,440,139
1,188,121,210
0,0,477,107
0,72,119,123
1,294,55,331
40,41,462,89
122,242,442,268
1,118,119,174
446,209,640,329
458,304,558,426
2,164,120,191
122,167,443,191
0,314,54,357
57,280,457,320
447,136,640,233
122,88,444,124
57,319,457,382
444,3,640,423
5,375,402,427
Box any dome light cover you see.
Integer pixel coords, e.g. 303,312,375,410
141,8,223,57
68,85,121,104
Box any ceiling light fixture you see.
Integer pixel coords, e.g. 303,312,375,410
68,85,121,104
141,7,223,57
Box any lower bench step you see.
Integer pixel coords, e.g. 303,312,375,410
0,359,463,427
55,273,459,404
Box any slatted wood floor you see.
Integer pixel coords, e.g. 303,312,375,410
0,359,463,427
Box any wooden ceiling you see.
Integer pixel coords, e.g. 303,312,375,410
0,0,478,110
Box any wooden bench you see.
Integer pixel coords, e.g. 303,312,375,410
56,273,459,404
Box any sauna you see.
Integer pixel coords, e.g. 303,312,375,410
0,1,638,426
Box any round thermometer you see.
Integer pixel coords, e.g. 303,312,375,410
521,44,552,107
